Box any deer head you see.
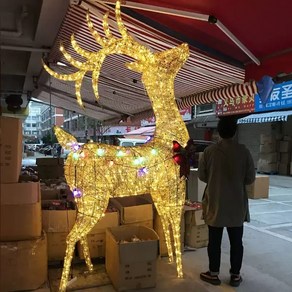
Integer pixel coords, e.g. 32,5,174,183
43,0,189,109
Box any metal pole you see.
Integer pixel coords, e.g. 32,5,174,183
49,76,53,144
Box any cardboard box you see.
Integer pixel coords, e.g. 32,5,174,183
106,225,159,291
0,182,42,241
123,219,153,229
37,165,65,179
280,152,291,164
0,232,47,291
279,141,291,153
36,158,65,179
77,211,119,259
36,157,64,166
283,135,292,141
185,224,208,248
0,116,22,183
246,175,269,199
110,196,153,225
187,169,206,202
42,209,76,260
278,163,290,175
154,214,184,257
259,152,279,163
260,134,275,145
184,206,205,226
259,143,276,153
41,188,62,200
257,160,278,173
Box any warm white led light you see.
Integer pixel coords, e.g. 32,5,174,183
44,1,190,291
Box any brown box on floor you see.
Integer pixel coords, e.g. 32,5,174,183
184,205,205,226
42,208,76,261
0,182,42,241
246,175,269,199
77,210,119,259
185,224,208,248
0,231,47,292
0,116,22,183
110,196,153,228
106,225,159,291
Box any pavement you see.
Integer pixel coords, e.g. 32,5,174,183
23,154,292,292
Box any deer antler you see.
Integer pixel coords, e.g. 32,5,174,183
43,0,152,108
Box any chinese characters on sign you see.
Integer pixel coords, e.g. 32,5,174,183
216,95,254,116
255,80,292,112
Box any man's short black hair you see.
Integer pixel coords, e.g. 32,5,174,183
217,116,237,139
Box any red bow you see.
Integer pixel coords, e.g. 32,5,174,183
173,139,196,178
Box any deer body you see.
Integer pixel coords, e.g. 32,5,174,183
44,1,190,290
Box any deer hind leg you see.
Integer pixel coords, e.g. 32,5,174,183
155,204,174,263
59,214,100,292
80,236,93,272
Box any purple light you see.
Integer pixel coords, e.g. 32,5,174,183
73,188,83,198
71,143,80,152
137,167,148,177
145,136,153,142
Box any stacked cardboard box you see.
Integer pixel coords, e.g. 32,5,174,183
257,134,278,173
278,136,291,175
0,182,42,241
36,157,65,179
0,118,47,291
257,134,292,176
0,182,48,291
106,225,159,291
40,179,73,200
0,232,47,292
110,196,153,228
0,116,22,183
42,202,76,261
184,204,208,248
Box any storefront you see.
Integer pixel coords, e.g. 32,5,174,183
237,111,292,169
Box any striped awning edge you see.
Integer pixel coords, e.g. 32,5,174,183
237,110,292,124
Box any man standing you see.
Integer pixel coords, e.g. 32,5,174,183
198,116,255,287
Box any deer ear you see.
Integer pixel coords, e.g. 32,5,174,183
54,126,77,149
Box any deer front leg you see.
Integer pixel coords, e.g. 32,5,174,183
59,231,78,292
169,205,184,278
155,205,174,263
80,236,94,272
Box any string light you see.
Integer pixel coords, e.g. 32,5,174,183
44,1,190,290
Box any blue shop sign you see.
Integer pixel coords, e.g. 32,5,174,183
255,80,292,112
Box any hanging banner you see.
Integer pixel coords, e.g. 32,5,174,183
216,95,254,116
255,80,292,112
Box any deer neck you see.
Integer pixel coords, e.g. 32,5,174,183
144,76,190,147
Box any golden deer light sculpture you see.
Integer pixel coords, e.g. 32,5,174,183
43,1,190,291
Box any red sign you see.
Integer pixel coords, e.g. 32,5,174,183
216,95,255,116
